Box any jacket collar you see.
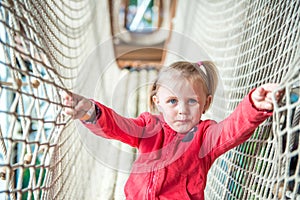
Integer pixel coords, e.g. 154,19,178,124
156,114,201,142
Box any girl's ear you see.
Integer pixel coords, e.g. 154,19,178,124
152,95,163,112
152,95,159,105
203,95,212,113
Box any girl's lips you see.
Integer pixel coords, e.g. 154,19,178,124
175,119,190,123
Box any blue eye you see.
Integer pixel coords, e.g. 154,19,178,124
168,99,177,104
188,99,198,105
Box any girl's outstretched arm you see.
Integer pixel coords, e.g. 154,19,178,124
199,83,282,160
61,91,154,147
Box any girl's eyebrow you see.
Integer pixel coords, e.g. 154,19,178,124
166,96,199,101
185,95,199,99
166,96,177,99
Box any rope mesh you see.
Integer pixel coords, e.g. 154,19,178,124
169,0,300,199
0,0,299,199
0,0,107,199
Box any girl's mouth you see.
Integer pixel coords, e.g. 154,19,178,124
176,119,189,123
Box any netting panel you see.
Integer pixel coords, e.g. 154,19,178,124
169,0,300,199
0,0,109,199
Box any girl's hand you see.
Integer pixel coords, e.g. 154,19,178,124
251,83,283,111
61,91,94,120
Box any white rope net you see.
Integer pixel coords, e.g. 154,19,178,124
0,0,299,200
0,0,111,199
168,0,300,199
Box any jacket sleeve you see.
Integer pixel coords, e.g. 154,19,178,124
82,101,158,148
199,89,273,161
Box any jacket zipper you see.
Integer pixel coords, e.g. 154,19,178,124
145,131,178,199
146,169,155,200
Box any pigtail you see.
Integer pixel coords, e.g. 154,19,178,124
149,79,158,113
201,61,219,97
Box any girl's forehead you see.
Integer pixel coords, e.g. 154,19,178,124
158,70,201,86
159,76,189,88
158,78,205,97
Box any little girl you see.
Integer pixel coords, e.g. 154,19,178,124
63,61,281,200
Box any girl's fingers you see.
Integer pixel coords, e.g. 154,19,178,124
64,104,86,119
263,102,273,111
60,90,71,100
62,93,76,107
60,90,92,119
252,83,281,111
64,107,76,116
61,91,77,117
252,87,263,101
256,101,273,111
261,83,279,92
64,99,77,107
266,92,273,102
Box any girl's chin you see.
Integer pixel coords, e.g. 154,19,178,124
172,127,193,134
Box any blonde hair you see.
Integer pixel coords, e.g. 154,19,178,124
149,61,219,112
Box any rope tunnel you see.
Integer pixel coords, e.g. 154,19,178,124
0,0,299,199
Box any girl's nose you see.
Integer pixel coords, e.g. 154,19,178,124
178,102,188,114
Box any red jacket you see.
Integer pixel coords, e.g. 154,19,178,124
84,91,272,200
